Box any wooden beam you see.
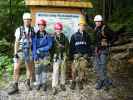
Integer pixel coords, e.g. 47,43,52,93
25,0,93,8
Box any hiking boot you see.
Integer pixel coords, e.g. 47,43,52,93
25,79,32,91
36,84,42,91
43,83,47,91
52,87,58,95
70,81,76,90
60,84,66,91
95,80,103,90
78,81,83,90
8,82,19,95
103,79,113,90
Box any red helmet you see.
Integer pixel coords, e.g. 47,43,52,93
54,22,63,30
38,19,46,26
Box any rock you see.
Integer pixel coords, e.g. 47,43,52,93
0,73,117,100
111,43,133,53
128,58,133,64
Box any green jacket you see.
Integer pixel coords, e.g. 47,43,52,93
51,33,69,59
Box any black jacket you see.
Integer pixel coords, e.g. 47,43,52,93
69,30,92,59
95,25,115,48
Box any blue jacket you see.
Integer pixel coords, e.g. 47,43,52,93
69,30,92,59
32,31,53,60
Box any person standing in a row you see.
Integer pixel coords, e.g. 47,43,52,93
69,15,92,90
32,19,53,91
93,15,114,90
8,13,34,95
52,22,69,95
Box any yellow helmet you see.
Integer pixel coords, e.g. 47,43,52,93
79,15,87,25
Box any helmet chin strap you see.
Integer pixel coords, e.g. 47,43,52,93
24,23,31,28
40,30,45,33
56,31,61,35
56,33,60,37
79,28,84,33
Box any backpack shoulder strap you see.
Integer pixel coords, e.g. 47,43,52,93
19,26,25,41
30,26,35,36
60,33,65,42
73,32,78,41
101,25,106,38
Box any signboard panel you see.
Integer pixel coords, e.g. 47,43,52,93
35,12,80,40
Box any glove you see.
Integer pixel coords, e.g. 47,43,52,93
34,60,39,64
14,54,19,58
34,54,38,61
59,44,64,48
95,48,101,55
36,49,40,54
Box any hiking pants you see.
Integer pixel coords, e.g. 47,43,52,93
95,48,109,81
52,58,66,88
35,56,50,85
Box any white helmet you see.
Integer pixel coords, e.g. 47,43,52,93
94,15,103,22
23,13,32,20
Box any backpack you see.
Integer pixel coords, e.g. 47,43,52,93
100,25,115,46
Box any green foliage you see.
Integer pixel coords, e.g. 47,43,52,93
109,7,133,32
0,39,13,54
85,0,133,32
0,0,29,41
0,54,13,78
0,39,14,78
